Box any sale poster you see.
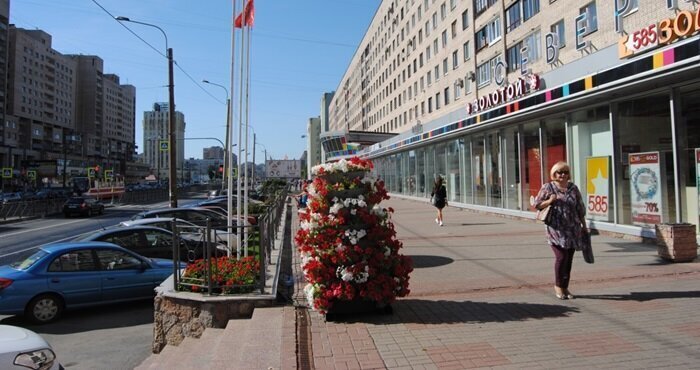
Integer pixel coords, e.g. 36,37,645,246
586,156,611,221
629,152,663,227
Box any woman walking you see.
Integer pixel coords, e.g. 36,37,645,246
534,161,586,300
431,176,447,226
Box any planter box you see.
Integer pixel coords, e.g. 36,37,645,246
655,223,698,262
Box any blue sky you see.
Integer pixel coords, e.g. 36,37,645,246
10,0,380,160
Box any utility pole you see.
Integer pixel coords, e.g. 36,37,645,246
167,47,177,208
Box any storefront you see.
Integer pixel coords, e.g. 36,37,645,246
365,35,700,239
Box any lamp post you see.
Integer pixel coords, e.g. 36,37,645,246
116,16,177,208
202,79,230,193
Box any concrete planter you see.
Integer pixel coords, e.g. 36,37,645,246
655,223,698,262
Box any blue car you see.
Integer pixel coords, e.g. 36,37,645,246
0,242,176,324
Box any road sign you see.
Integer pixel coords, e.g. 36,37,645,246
2,168,11,179
160,140,169,152
27,170,36,180
87,168,96,178
105,170,114,181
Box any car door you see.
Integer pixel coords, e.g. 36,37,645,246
141,228,175,259
46,249,102,307
95,249,154,301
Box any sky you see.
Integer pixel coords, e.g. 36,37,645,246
10,0,381,161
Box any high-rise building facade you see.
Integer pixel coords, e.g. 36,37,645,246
319,92,334,163
331,0,700,239
0,0,10,167
203,146,224,160
143,102,186,180
306,117,321,176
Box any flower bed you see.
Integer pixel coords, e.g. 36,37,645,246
295,157,413,314
179,256,260,294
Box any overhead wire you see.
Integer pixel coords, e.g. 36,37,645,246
90,0,225,105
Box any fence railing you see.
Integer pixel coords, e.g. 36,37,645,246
172,184,290,295
0,199,66,220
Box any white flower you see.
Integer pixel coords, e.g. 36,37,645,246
304,283,319,307
384,246,391,257
337,266,354,282
371,205,386,217
335,244,346,253
350,209,357,215
329,203,344,214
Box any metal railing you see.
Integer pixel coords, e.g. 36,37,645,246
172,184,290,295
0,198,66,220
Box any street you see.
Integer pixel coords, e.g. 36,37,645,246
0,199,197,369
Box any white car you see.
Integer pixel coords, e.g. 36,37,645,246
119,217,237,250
0,325,62,370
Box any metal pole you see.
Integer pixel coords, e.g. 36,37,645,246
243,28,251,257
235,7,245,258
252,133,256,187
167,47,178,208
62,133,67,188
228,0,238,258
223,98,231,192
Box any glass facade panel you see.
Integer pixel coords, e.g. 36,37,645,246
569,106,613,222
407,150,417,196
435,143,446,182
397,152,405,194
503,126,520,210
461,136,473,203
426,145,435,189
417,147,426,196
678,85,700,230
522,121,542,211
473,136,487,205
615,94,676,227
446,139,461,202
486,132,502,207
544,117,567,174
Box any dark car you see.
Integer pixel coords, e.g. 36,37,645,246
75,226,207,262
63,197,104,217
130,207,231,232
0,242,176,323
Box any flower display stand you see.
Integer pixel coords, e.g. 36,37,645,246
655,223,698,262
295,157,412,319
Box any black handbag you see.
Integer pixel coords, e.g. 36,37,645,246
581,229,594,264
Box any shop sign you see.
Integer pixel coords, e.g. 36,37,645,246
465,74,540,115
629,152,663,227
586,156,611,222
618,8,700,58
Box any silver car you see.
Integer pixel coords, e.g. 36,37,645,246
0,325,62,369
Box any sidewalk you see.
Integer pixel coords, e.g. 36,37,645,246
290,196,700,369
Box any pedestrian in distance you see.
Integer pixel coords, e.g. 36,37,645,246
534,161,587,300
430,176,447,226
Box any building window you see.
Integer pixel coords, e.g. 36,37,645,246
427,71,432,85
442,58,448,75
451,21,457,38
580,2,598,35
436,92,441,109
507,43,521,73
426,45,431,60
463,41,471,60
475,0,497,15
450,0,457,10
434,65,440,80
452,50,459,69
475,17,501,50
454,81,462,99
442,30,448,47
551,19,565,47
433,38,439,53
523,30,541,61
440,2,447,19
432,12,438,29
506,2,522,32
428,97,433,113
461,9,469,30
522,0,540,21
444,87,450,105
476,61,490,87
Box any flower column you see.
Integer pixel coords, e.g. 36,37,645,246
295,157,413,315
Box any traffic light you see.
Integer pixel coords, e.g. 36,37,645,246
218,165,224,173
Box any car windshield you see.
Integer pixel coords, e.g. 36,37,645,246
66,198,84,204
9,249,48,270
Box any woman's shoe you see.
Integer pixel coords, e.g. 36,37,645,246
563,290,575,299
555,287,567,300
435,218,439,224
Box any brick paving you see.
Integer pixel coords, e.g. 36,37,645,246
287,197,700,369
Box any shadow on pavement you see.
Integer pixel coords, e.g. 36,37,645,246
605,242,657,253
328,299,579,324
0,299,153,333
410,255,454,268
578,290,700,301
459,222,506,226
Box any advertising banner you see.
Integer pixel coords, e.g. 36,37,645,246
265,160,302,178
586,156,611,221
629,151,662,227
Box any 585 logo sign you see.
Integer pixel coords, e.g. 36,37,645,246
619,9,700,58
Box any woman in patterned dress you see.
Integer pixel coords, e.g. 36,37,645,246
534,161,586,300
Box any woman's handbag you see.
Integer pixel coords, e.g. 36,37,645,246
536,205,553,225
581,229,594,264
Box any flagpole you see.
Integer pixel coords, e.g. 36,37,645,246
235,1,247,258
228,0,238,258
243,26,251,257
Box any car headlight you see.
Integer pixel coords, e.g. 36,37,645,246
14,348,56,370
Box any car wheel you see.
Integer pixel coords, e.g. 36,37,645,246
26,294,63,324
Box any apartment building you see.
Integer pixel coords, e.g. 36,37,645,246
306,116,321,175
143,102,186,180
330,0,700,239
203,146,224,160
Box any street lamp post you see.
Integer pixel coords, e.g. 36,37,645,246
202,79,230,193
116,16,177,208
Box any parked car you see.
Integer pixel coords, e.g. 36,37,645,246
1,192,23,204
119,217,237,248
130,207,231,231
0,241,176,323
62,197,104,217
0,325,62,370
74,226,211,262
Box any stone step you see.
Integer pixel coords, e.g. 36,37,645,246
134,328,226,370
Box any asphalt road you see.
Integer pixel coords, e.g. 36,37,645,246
0,198,199,369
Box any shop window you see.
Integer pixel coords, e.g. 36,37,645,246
503,126,521,210
615,94,675,228
676,86,700,229
569,106,613,223
447,139,461,202
461,136,473,203
473,135,487,205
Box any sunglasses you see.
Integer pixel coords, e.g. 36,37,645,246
555,170,570,175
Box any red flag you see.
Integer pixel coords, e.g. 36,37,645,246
234,0,255,28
